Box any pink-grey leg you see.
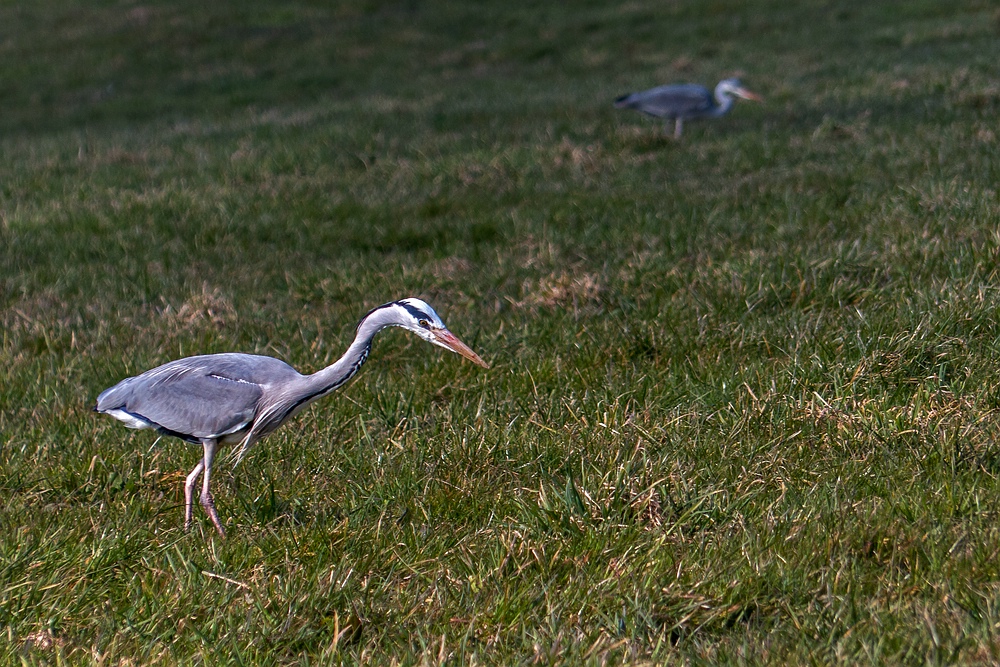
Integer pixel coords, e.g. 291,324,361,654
199,439,225,537
184,460,205,532
183,439,225,537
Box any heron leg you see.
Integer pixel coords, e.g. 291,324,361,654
674,118,683,139
183,460,205,532
199,439,226,537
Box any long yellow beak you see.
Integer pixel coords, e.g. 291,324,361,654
736,87,762,102
432,329,490,368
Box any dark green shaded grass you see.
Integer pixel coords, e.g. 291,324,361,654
5,0,1000,663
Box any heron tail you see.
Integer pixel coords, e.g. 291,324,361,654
614,93,637,109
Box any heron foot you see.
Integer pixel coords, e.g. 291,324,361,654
200,490,226,537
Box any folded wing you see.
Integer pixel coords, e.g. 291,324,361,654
95,354,283,442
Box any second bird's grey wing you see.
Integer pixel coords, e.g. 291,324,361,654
98,359,268,442
633,85,714,118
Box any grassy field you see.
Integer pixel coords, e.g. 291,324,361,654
3,0,1000,663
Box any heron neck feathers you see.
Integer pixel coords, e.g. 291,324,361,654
294,305,402,402
711,92,734,116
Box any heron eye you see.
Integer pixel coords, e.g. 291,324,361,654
418,319,431,329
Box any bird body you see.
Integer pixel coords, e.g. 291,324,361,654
95,298,488,536
97,353,312,447
614,78,761,138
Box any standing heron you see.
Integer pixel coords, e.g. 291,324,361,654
614,78,761,138
95,298,489,537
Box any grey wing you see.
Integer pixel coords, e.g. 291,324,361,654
634,85,713,118
96,354,278,442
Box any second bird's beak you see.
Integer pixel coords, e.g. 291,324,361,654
736,87,762,102
432,329,490,368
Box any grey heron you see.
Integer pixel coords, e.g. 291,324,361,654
95,298,489,537
614,78,761,138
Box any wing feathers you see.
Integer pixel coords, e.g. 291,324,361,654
96,355,282,441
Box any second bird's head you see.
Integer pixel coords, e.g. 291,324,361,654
717,78,762,102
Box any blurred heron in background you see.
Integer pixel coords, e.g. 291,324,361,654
614,78,761,138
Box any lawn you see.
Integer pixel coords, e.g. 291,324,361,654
3,0,1000,663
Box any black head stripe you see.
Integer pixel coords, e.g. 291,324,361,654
395,300,428,321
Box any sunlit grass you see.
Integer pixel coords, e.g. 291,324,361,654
4,0,1000,663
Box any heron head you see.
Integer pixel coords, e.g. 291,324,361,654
389,298,490,368
717,78,762,102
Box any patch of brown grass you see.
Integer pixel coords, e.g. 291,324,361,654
160,283,237,329
23,628,66,652
512,271,604,311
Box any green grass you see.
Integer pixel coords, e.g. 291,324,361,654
4,0,1000,663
